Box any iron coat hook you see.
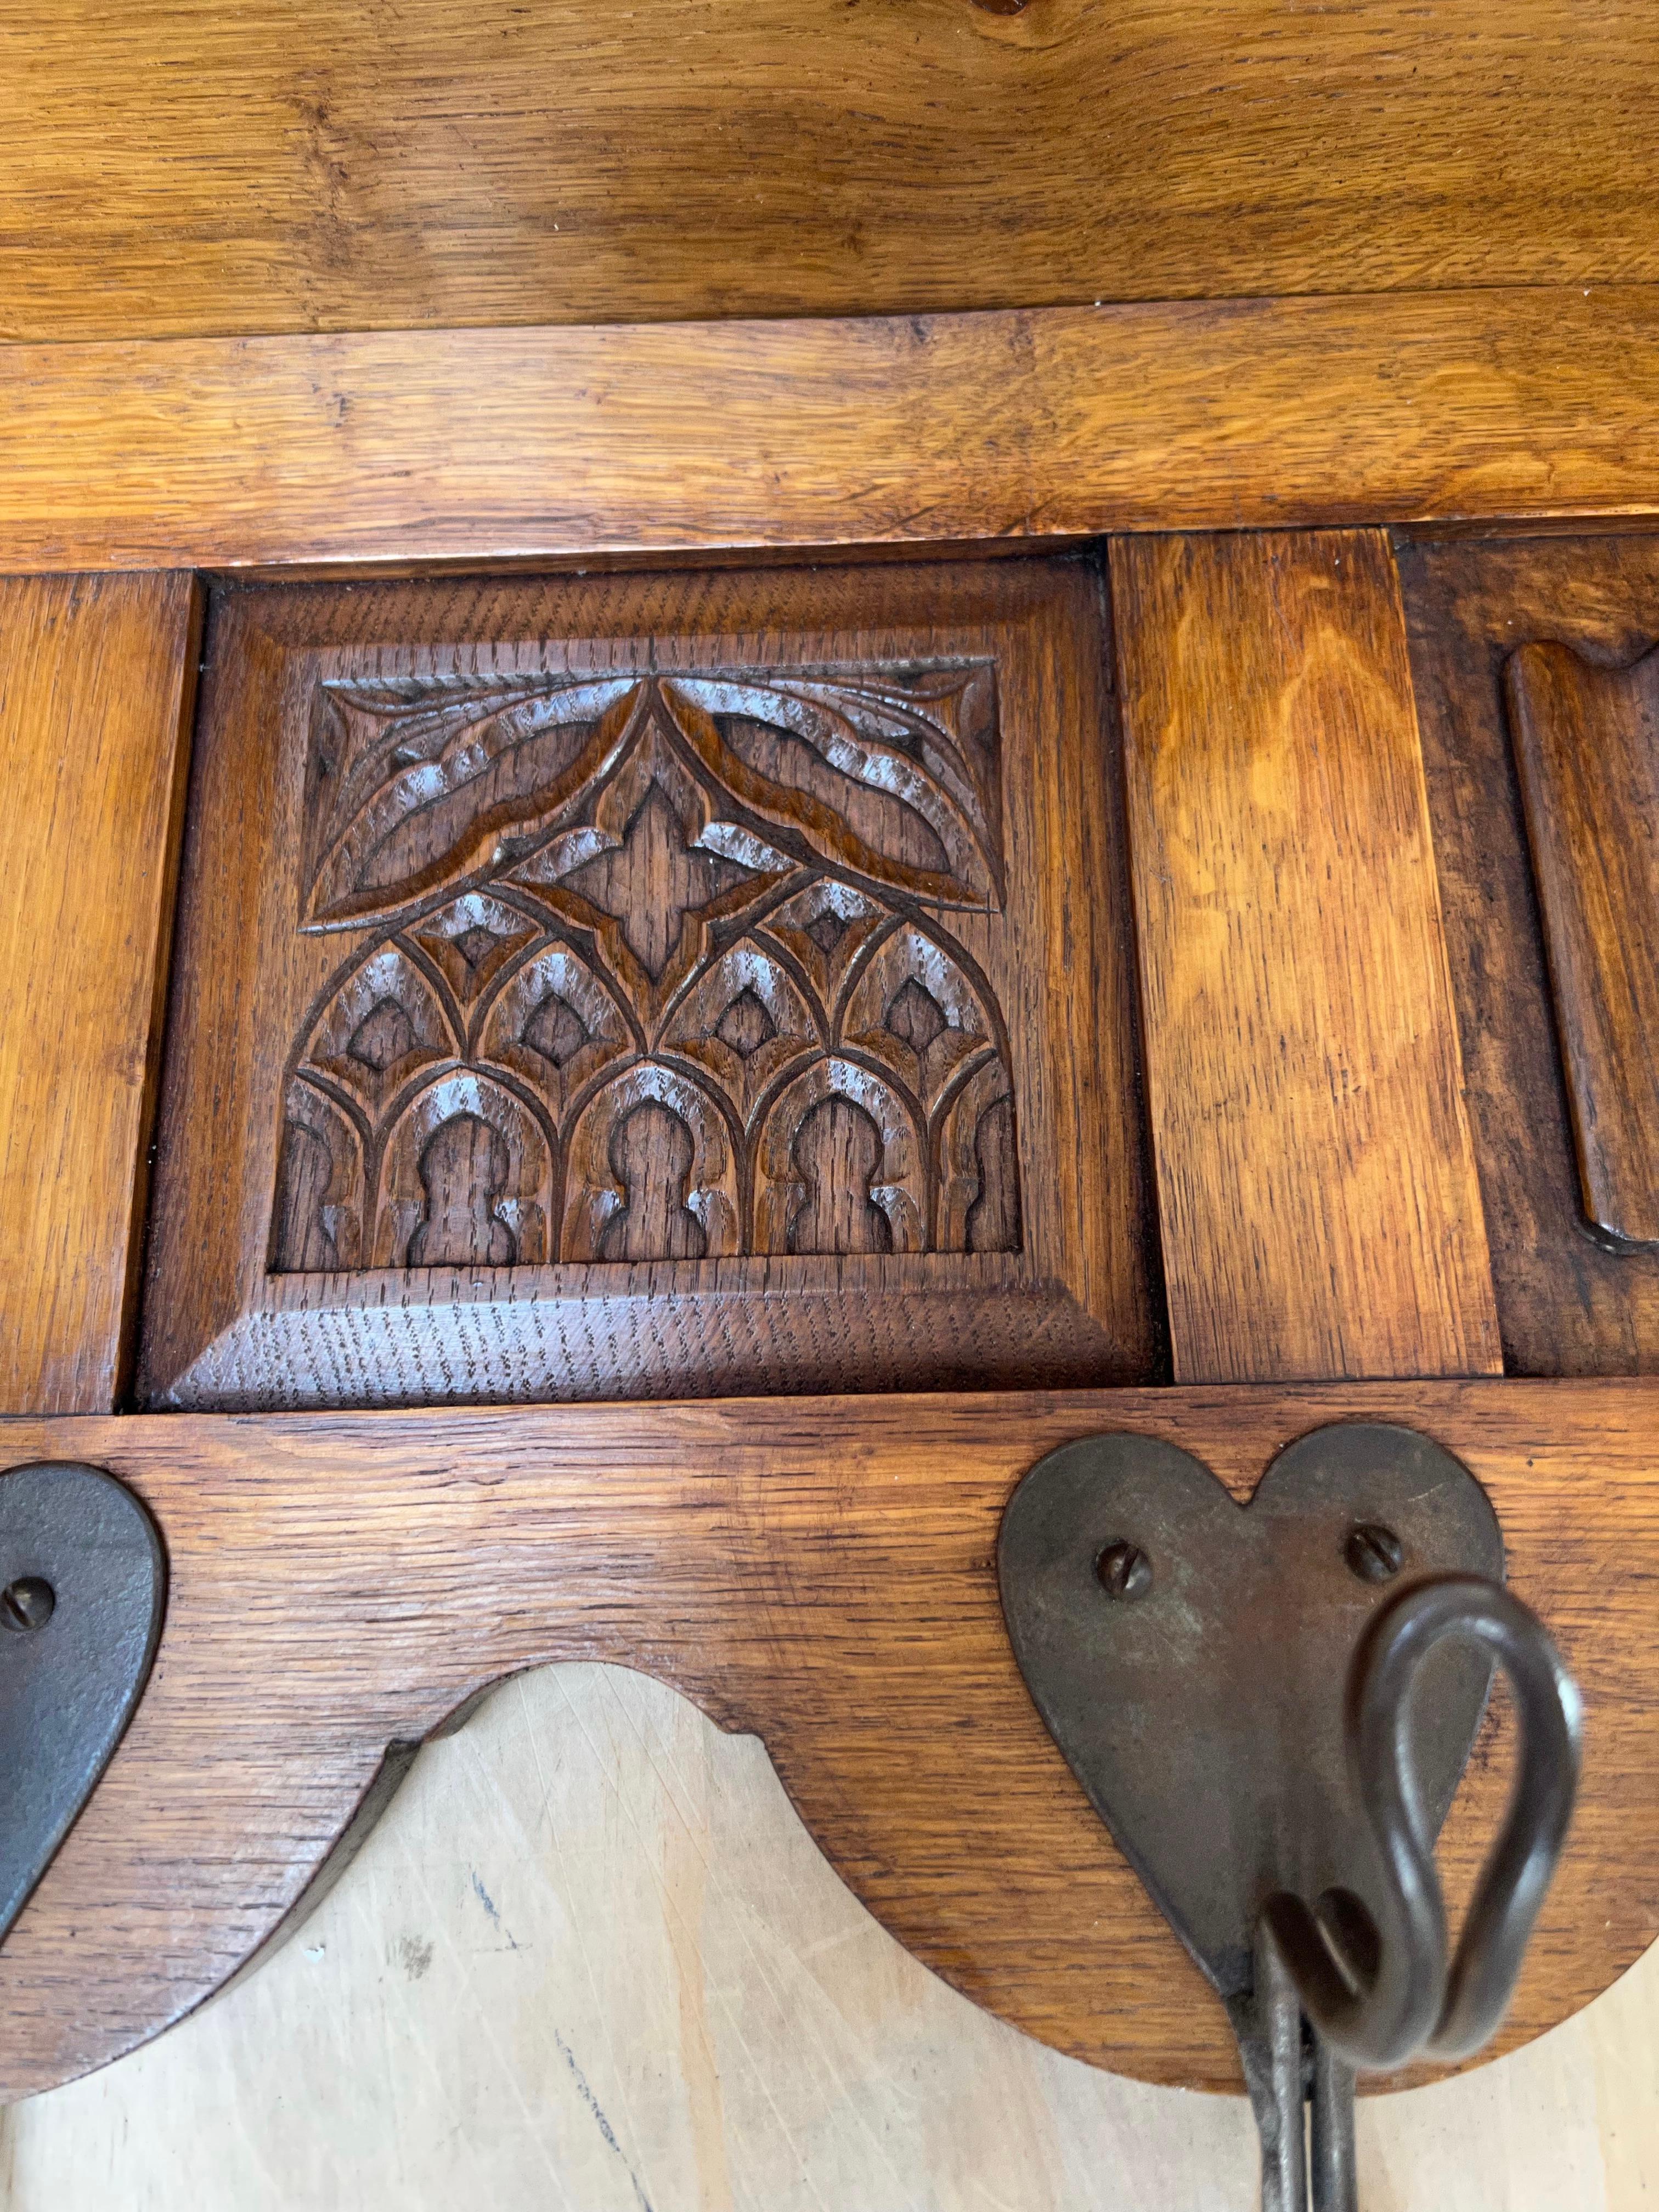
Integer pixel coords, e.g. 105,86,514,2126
997,1422,1583,2212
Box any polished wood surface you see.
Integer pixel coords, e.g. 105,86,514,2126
4,291,1659,575
0,574,200,1414
1400,534,1659,1373
8,1661,1655,2211
1,1,1654,344
1114,531,1499,1384
2,1381,1656,2101
139,561,1159,1407
1508,641,1659,1248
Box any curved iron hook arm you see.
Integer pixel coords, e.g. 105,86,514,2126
1262,1576,1583,2073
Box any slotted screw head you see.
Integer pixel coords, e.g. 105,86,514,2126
1346,1523,1405,1584
1096,1541,1152,1601
2,1576,55,1632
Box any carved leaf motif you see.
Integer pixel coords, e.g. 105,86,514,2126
302,675,638,928
300,663,1001,932
665,672,1002,907
279,657,1021,1272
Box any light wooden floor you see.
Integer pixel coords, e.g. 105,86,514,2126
4,1662,1654,2211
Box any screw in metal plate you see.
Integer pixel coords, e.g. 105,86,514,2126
1345,1523,1405,1585
1096,1540,1153,1601
1,1576,55,1632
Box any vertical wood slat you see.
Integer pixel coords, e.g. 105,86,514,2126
0,573,200,1412
1114,529,1501,1384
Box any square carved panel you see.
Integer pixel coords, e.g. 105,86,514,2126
139,560,1160,1406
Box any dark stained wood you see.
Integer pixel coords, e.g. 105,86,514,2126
1,1,1655,344
139,558,1161,1408
1506,642,1659,1247
1397,533,1659,1372
0,574,201,1414
1,1380,1655,2100
4,292,1659,576
1114,530,1501,1384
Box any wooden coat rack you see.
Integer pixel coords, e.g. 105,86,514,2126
2,279,1657,2200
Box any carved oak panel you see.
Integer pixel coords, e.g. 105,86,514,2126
140,563,1159,1407
275,665,1017,1273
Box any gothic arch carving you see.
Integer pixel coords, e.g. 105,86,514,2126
753,1059,926,1256
270,1080,366,1272
298,943,459,1122
657,937,823,1128
373,1072,555,1270
838,922,1001,1114
272,658,1022,1272
475,940,635,1117
561,1065,741,1263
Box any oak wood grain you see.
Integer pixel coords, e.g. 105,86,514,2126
1114,530,1500,1384
0,574,200,1413
0,0,1654,344
1,1380,1655,2102
1506,644,1659,1247
3,291,1659,575
138,560,1160,1407
1397,533,1659,1373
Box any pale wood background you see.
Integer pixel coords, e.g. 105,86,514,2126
3,1663,1653,2211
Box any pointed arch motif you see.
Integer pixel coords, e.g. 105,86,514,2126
271,1080,366,1272
753,1059,926,1257
297,942,459,1122
476,940,635,1116
561,1065,740,1263
373,1072,556,1269
838,923,1000,1113
658,936,823,1128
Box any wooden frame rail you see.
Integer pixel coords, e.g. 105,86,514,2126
2,287,1658,574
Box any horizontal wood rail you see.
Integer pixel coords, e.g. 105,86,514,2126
1,1381,1655,2101
2,287,1658,573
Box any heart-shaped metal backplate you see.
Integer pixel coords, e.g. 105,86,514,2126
997,1422,1503,2004
0,1462,166,1943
